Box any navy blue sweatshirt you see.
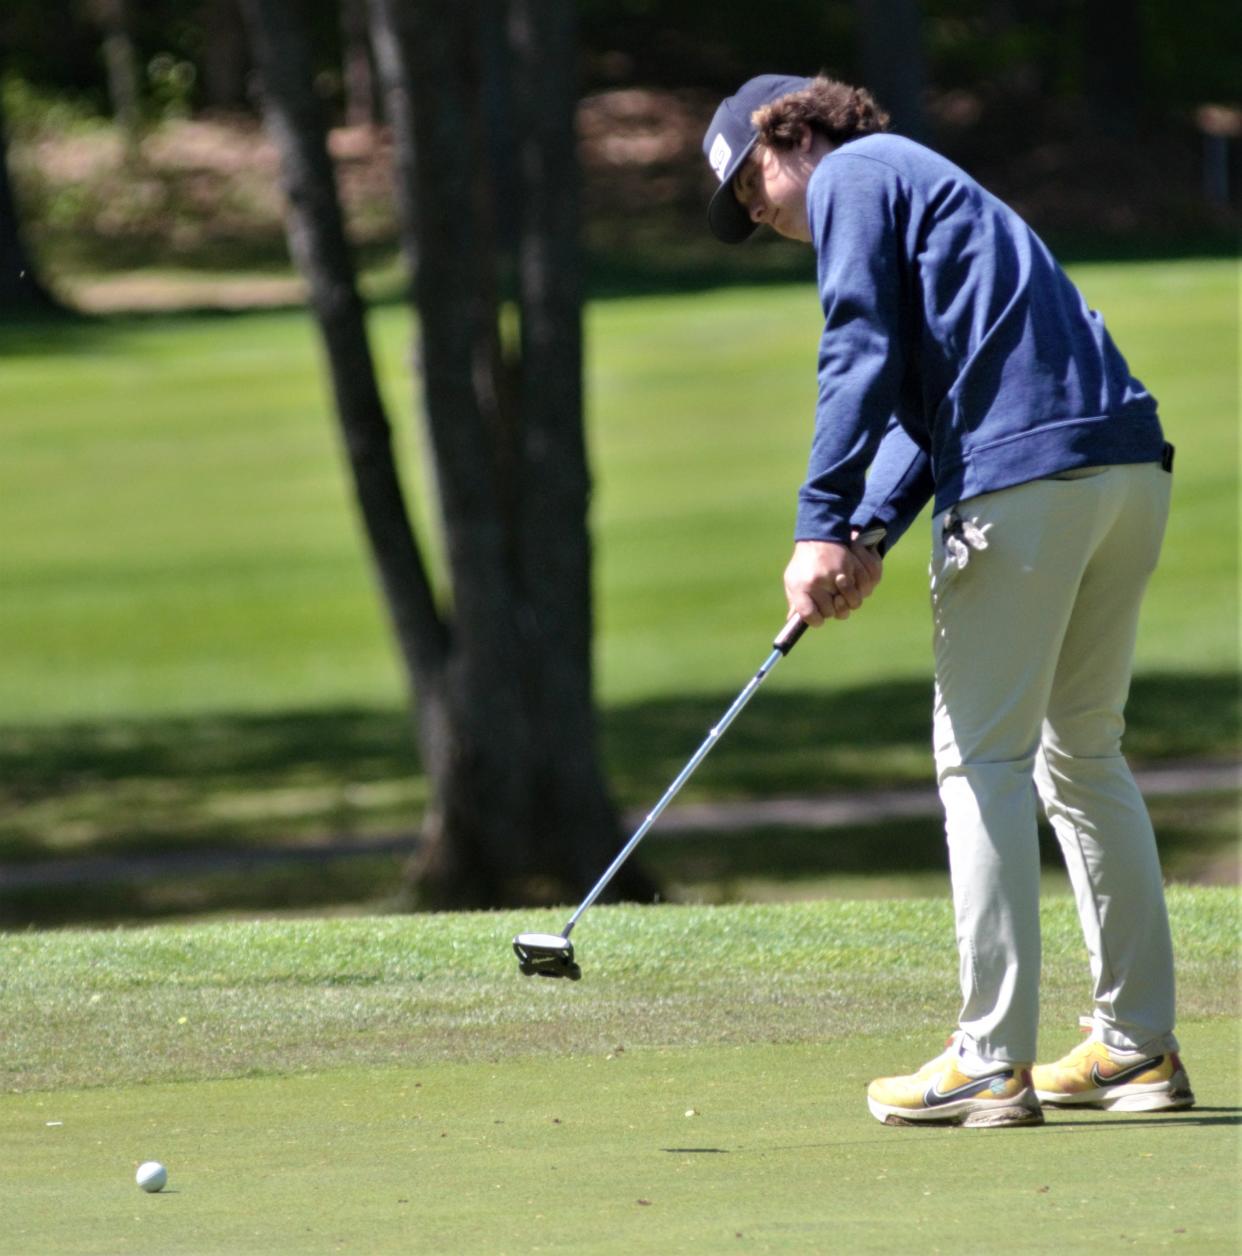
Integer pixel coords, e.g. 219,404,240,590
796,134,1164,551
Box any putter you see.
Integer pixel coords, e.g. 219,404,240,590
513,526,886,980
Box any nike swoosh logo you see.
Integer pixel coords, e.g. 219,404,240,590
1090,1055,1163,1087
922,1071,1014,1108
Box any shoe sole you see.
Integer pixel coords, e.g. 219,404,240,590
868,1093,1044,1128
1037,1086,1195,1112
1036,1070,1195,1112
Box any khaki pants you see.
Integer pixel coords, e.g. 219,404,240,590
930,461,1177,1067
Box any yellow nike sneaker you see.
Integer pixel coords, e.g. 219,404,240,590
867,1039,1044,1128
1033,1019,1194,1112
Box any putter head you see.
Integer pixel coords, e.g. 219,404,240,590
513,931,581,981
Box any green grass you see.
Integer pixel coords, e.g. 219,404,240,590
0,680,1236,926
592,259,1239,692
2,888,1237,1090
3,1033,1238,1255
1,673,1234,854
0,258,1237,923
1,889,1238,1252
0,259,1236,723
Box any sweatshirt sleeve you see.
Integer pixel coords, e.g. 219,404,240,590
794,153,911,544
850,414,934,551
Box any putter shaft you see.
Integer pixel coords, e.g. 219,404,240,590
565,641,786,932
565,526,884,929
515,524,885,977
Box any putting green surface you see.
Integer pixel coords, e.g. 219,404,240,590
4,1024,1237,1255
2,891,1238,1252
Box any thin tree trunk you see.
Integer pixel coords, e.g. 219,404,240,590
371,0,654,906
200,0,251,111
340,0,377,129
371,0,542,904
88,0,143,152
366,0,417,279
507,0,643,893
852,0,928,142
0,93,61,315
237,0,447,744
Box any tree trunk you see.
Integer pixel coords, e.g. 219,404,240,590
200,0,251,111
506,0,632,890
370,0,540,906
366,0,417,277
0,93,61,315
340,0,377,129
852,0,928,142
373,0,654,903
1083,0,1142,135
87,0,143,151
237,0,448,772
243,0,653,907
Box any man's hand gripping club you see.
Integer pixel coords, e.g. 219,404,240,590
784,530,884,625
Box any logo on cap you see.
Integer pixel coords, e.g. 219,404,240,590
708,133,732,182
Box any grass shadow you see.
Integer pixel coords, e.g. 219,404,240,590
0,671,1235,925
1,671,1235,854
603,672,1241,801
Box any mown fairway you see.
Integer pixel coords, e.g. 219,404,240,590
0,258,1236,722
2,890,1238,1254
1,258,1236,920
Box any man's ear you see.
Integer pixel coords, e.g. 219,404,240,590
797,124,814,152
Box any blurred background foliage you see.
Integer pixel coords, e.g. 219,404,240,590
2,0,1238,296
4,1,1239,115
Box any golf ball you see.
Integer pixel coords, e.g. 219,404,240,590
136,1161,167,1192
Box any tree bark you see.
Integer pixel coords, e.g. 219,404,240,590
243,0,653,908
87,0,143,151
340,0,377,129
507,0,631,890
371,0,538,904
852,0,928,142
200,0,251,112
0,93,61,315
237,0,447,750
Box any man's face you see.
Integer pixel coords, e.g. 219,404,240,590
731,130,824,243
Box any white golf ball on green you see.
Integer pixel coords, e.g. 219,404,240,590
136,1161,168,1192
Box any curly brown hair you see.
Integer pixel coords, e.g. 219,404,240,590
751,76,890,149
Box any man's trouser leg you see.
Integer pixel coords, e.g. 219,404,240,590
931,462,1173,1067
1033,463,1177,1054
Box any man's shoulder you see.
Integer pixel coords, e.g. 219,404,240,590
807,135,918,217
825,132,963,180
809,134,984,220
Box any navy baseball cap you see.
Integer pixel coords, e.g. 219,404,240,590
703,74,813,243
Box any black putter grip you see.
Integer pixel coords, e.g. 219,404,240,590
774,614,808,654
773,526,887,654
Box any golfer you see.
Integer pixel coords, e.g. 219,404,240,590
702,73,1193,1126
